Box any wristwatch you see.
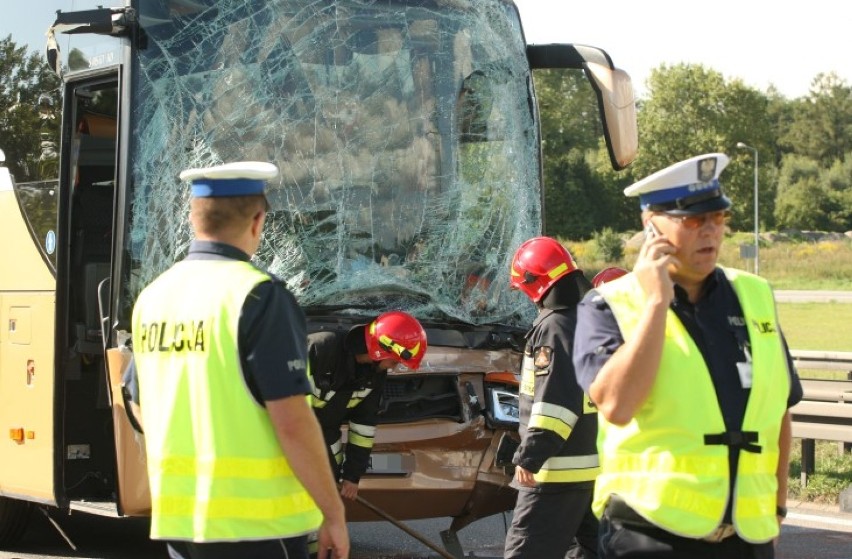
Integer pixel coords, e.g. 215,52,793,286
776,505,788,518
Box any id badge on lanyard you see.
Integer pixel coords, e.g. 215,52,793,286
737,343,753,389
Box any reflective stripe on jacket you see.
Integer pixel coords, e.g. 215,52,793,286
132,259,321,541
515,307,599,484
307,330,383,483
593,268,788,542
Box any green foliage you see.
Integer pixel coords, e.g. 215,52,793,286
537,62,851,238
774,154,851,230
0,35,61,181
779,73,852,166
543,149,604,239
533,69,601,152
635,64,777,231
788,441,852,503
575,232,852,291
592,227,624,262
825,155,852,229
535,69,634,238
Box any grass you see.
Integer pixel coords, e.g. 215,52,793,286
778,302,852,505
777,303,852,353
788,441,852,503
719,233,852,290
570,230,852,291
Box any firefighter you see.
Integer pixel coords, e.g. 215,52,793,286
308,311,427,500
131,162,349,559
503,237,599,559
573,154,803,558
591,267,628,288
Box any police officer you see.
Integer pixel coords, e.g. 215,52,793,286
573,153,803,558
308,311,427,501
503,237,600,559
131,162,349,559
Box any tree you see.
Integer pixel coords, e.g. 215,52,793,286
779,73,852,167
0,35,61,181
542,149,605,239
534,68,633,238
824,153,852,230
774,154,843,231
631,63,776,231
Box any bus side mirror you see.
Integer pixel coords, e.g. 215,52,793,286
584,62,638,171
526,43,638,171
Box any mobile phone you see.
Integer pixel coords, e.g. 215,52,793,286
644,220,661,240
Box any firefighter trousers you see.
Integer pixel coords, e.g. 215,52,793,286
504,485,598,559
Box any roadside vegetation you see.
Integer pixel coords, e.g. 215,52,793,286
566,231,852,291
788,443,852,503
781,294,852,504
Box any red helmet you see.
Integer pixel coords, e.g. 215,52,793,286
510,237,579,302
592,267,628,288
365,311,428,370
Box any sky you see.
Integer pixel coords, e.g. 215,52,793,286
513,0,852,99
3,0,851,100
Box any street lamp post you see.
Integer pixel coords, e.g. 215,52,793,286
736,142,759,275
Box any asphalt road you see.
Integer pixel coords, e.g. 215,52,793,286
775,290,852,304
1,505,850,559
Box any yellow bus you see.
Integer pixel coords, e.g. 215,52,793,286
0,0,636,549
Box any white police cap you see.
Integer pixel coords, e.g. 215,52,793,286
179,161,278,198
624,153,731,215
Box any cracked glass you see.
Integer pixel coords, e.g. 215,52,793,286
128,0,540,327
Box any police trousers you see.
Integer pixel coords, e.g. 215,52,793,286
504,485,598,559
599,497,774,559
167,535,308,559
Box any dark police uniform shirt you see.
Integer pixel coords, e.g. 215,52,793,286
573,267,803,521
125,240,310,405
307,328,386,484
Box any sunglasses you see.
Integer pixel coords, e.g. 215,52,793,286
660,210,731,230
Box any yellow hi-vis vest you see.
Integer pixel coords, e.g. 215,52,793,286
131,259,321,542
593,268,788,543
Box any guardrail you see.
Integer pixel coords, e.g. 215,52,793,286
791,350,852,378
789,350,852,485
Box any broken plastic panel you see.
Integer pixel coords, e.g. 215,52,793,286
127,0,541,327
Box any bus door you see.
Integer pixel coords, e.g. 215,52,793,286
56,73,122,512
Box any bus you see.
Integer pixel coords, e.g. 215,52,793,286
0,0,636,550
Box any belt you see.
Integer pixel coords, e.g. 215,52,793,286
606,496,737,544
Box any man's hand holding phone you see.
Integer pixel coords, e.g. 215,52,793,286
636,218,676,305
644,220,662,240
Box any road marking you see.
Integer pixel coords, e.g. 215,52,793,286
788,511,852,528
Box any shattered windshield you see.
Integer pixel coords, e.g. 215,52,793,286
128,0,539,326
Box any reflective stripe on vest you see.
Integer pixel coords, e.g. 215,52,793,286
593,268,787,543
132,259,321,541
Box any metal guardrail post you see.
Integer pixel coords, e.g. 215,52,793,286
801,439,816,487
789,350,852,486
